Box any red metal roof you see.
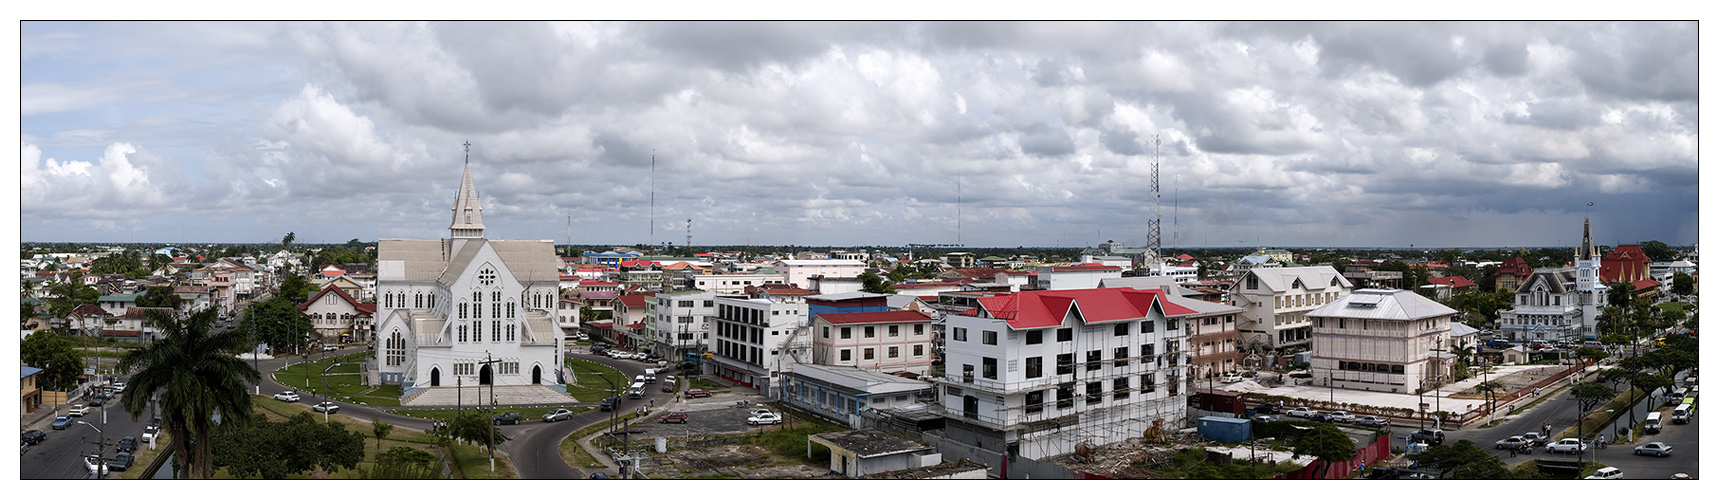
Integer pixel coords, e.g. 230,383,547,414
973,287,1196,329
617,295,648,308
580,280,619,286
1494,257,1533,277
817,310,931,325
1630,279,1660,291
298,285,370,312
1048,265,1121,272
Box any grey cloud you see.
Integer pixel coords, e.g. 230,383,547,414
1016,122,1075,158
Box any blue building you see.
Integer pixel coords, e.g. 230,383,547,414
583,252,642,268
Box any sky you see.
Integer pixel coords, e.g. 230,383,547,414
16,21,1702,249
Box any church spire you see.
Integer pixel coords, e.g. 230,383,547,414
1577,218,1596,261
450,141,485,239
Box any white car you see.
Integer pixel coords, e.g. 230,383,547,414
662,375,677,385
273,391,301,402
68,404,89,417
1286,407,1315,418
323,345,339,352
1327,411,1354,423
746,412,782,425
312,402,340,414
632,353,649,361
541,408,575,422
1634,442,1673,457
1584,466,1623,479
1218,374,1244,383
111,382,126,393
141,427,159,445
1546,438,1586,454
84,455,108,477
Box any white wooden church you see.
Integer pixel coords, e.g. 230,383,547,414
372,156,568,401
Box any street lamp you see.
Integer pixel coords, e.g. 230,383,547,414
78,420,109,479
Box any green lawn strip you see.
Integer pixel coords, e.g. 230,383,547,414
385,406,591,422
564,358,628,402
449,440,515,479
558,409,646,470
689,378,728,391
1559,387,1647,441
742,406,845,466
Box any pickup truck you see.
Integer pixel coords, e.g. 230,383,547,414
493,411,524,425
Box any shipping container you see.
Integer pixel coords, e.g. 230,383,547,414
1197,416,1252,443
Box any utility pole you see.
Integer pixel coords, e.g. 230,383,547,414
1429,347,1447,427
477,352,501,473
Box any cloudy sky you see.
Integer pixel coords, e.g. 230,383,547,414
18,21,1700,249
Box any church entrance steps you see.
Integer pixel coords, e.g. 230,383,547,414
399,385,579,407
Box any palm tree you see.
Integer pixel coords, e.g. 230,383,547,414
117,308,260,479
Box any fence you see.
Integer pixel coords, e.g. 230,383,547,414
1451,361,1594,427
920,432,1081,479
1274,434,1390,479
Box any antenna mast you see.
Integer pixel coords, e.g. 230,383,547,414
1147,134,1163,273
650,150,655,248
686,219,692,249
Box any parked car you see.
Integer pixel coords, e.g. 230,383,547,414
311,402,340,414
1634,442,1673,457
493,411,523,424
541,408,574,422
91,394,106,406
323,344,339,351
1287,371,1313,379
107,452,135,472
1306,412,1335,422
111,382,126,393
1252,414,1279,423
662,375,677,385
1495,435,1531,450
1218,373,1244,383
274,391,301,402
684,388,711,398
1355,416,1390,428
117,436,138,453
1546,438,1586,454
21,430,46,445
746,412,782,425
68,404,88,417
1410,428,1445,445
1253,402,1281,414
1520,432,1547,445
84,455,108,477
1327,411,1355,423
1286,407,1315,418
749,408,777,418
1584,466,1623,479
147,416,162,431
141,428,159,445
676,361,698,369
661,383,675,393
52,415,74,430
631,353,649,361
659,412,688,424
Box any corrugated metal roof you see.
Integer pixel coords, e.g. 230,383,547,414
789,363,932,395
1246,266,1351,293
378,239,448,282
1308,288,1455,321
489,240,560,284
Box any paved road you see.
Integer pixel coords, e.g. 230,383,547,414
500,352,650,479
21,388,154,479
1589,407,1698,479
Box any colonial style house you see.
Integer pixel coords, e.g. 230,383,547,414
1308,289,1458,394
1231,266,1353,351
298,286,377,344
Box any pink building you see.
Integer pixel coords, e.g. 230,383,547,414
811,310,935,376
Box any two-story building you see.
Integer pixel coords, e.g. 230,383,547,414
774,260,866,290
298,286,377,344
939,287,1197,460
1034,265,1123,290
692,274,786,294
1231,266,1352,352
1308,289,1458,394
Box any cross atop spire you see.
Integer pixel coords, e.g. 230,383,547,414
463,140,471,165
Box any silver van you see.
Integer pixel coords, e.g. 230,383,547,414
1644,412,1662,434
1671,404,1692,424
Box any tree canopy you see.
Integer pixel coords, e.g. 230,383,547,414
276,273,316,304
21,329,84,390
358,446,442,479
212,412,366,479
1289,423,1354,479
136,285,184,310
117,308,260,479
235,297,314,353
1637,240,1675,263
1671,272,1694,296
858,272,896,294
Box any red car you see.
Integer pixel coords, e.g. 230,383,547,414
659,412,688,424
661,383,675,392
684,388,711,398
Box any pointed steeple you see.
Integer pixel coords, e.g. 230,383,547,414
1577,218,1596,261
450,141,485,239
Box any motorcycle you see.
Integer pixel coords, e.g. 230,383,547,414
734,400,751,408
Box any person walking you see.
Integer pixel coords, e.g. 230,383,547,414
1509,444,1518,457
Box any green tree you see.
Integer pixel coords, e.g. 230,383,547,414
47,277,100,319
1289,423,1354,479
371,420,395,452
358,446,442,479
20,329,84,391
282,232,296,250
1574,346,1608,365
235,298,314,353
1473,380,1505,411
1416,440,1510,479
276,273,316,303
1671,272,1694,297
116,308,261,479
1638,240,1675,263
136,285,184,310
858,272,896,294
212,412,366,479
1571,382,1616,413
447,412,510,448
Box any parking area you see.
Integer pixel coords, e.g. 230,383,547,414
619,403,788,440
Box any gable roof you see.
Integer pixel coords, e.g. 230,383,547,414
1494,256,1534,277
298,285,373,314
1308,288,1456,321
616,295,648,308
974,287,1197,329
1517,271,1569,295
1243,267,1351,293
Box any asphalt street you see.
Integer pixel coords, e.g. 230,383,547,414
500,351,650,479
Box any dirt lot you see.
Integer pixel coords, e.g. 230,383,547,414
642,443,834,479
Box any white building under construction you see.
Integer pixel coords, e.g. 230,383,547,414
938,287,1196,460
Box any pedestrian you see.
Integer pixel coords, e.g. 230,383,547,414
1509,445,1517,457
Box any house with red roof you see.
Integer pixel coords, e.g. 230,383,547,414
1600,244,1654,285
939,287,1201,460
298,286,377,344
811,310,935,375
1493,256,1534,293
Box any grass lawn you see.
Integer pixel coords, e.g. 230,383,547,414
1560,387,1646,441
272,353,400,406
742,407,845,466
688,378,728,391
564,358,627,402
384,406,591,422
